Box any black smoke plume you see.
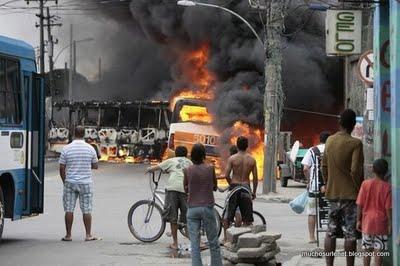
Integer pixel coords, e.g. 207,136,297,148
79,0,341,134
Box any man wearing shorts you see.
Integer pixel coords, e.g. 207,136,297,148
146,146,192,249
222,136,258,243
302,131,330,243
59,126,99,241
322,109,364,266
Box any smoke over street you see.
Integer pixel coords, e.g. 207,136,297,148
77,0,341,125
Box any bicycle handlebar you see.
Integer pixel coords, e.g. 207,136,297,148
151,171,162,184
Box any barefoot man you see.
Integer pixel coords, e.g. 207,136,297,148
222,136,258,243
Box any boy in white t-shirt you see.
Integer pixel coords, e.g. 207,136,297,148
301,131,330,243
146,146,192,249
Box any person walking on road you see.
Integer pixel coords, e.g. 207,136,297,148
221,136,258,243
146,146,192,250
59,126,100,242
302,131,330,243
356,159,392,266
322,109,364,266
184,143,222,266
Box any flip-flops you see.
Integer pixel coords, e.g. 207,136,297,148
61,237,72,242
85,236,102,242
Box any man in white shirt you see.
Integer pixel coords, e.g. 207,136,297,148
301,131,330,243
59,126,99,242
146,146,192,249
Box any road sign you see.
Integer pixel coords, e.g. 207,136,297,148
357,50,374,86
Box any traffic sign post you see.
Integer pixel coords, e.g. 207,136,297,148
357,50,374,86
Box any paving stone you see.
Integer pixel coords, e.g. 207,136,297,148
224,241,240,252
262,247,280,261
223,260,236,266
237,233,262,248
237,248,280,264
226,227,252,244
256,232,282,244
223,249,239,264
255,258,277,266
264,242,277,252
237,243,268,258
251,224,267,234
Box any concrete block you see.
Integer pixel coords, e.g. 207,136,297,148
256,232,282,243
237,243,268,258
264,242,277,252
226,227,252,244
256,259,277,266
237,247,280,264
223,249,239,264
262,247,280,261
237,233,262,248
251,224,267,234
223,260,236,266
224,241,240,252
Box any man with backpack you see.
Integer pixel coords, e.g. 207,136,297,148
301,131,330,243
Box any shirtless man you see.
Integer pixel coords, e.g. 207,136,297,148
222,136,258,242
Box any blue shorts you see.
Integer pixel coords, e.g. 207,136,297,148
63,182,93,214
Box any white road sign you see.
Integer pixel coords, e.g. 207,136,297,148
357,50,374,86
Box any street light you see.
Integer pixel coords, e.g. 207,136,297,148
54,37,94,65
177,0,264,46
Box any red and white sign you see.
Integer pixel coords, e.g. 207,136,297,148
357,50,374,86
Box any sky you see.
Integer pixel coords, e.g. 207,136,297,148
0,1,111,80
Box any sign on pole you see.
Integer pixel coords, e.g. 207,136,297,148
326,10,362,55
357,50,374,86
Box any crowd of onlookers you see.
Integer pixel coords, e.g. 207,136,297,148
57,108,393,266
302,109,392,266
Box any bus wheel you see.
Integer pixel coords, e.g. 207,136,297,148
0,187,4,240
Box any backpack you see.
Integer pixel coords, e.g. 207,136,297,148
309,146,324,197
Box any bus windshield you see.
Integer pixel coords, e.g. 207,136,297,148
172,99,213,124
179,105,212,124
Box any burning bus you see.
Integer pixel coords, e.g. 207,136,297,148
166,98,219,166
48,100,170,162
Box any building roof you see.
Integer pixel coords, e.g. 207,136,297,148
0,35,35,60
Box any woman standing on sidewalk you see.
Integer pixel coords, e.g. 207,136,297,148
183,143,222,266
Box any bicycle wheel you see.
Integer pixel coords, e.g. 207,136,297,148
214,208,223,237
252,211,266,227
127,200,166,242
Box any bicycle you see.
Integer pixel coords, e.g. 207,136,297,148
127,171,266,243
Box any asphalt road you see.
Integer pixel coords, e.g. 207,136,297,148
0,162,317,266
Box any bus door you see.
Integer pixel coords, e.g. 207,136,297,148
25,72,44,214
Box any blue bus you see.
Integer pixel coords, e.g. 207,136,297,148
0,35,45,239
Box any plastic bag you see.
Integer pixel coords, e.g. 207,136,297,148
289,191,308,214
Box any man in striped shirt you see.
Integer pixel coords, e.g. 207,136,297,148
59,126,99,241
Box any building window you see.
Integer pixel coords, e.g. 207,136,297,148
0,58,22,125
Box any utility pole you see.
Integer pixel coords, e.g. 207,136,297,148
44,6,62,97
73,40,77,75
262,0,288,194
98,57,102,81
69,24,73,102
26,0,59,74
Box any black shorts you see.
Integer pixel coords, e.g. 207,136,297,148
224,184,253,223
164,190,187,224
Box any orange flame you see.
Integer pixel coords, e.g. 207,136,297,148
170,43,215,110
179,105,213,123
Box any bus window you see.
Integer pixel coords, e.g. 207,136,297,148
0,58,21,125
